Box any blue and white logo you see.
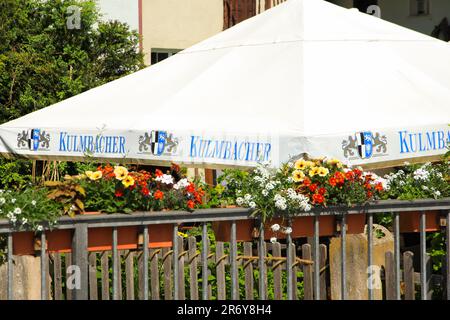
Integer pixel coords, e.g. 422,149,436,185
342,131,387,160
356,131,373,159
138,131,179,156
17,129,51,151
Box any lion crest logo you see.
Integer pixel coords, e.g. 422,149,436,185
342,132,387,159
138,130,179,156
17,129,50,151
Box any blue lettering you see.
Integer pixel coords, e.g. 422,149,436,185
399,131,409,153
190,136,200,157
59,132,67,151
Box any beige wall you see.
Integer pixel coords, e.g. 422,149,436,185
142,0,223,65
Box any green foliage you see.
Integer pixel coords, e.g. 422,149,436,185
0,187,63,231
0,158,32,190
0,0,144,124
382,161,449,200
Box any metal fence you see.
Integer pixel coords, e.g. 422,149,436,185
1,198,449,300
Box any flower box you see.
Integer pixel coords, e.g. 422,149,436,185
399,210,441,233
212,213,366,242
12,213,173,255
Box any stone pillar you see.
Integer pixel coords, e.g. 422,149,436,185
329,224,393,300
0,255,52,300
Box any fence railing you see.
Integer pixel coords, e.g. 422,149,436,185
0,198,449,300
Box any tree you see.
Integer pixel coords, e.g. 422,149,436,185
0,0,144,124
0,0,144,188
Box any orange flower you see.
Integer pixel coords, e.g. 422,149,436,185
328,177,337,187
154,190,164,200
187,200,195,209
312,193,325,204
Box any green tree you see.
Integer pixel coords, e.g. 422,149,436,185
0,0,144,188
0,0,144,123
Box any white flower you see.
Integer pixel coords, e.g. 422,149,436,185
36,225,43,232
21,218,28,225
7,212,16,223
270,237,277,243
248,201,256,209
0,190,3,194
244,194,252,202
422,186,429,191
13,207,22,215
173,178,190,190
413,168,430,181
262,189,269,197
236,197,244,206
155,174,174,185
11,198,16,203
287,162,294,168
265,182,275,190
434,190,441,197
284,227,293,234
31,200,37,206
0,198,5,205
271,224,280,232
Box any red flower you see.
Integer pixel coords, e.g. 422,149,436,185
318,187,326,195
155,169,163,177
364,183,372,190
187,200,195,209
353,168,362,177
345,171,354,181
374,183,383,192
328,177,337,187
141,187,150,196
303,178,311,187
367,191,373,198
334,172,345,185
154,190,164,200
186,183,196,194
115,190,123,197
309,183,318,193
312,193,325,204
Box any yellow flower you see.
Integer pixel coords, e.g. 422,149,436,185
326,158,343,168
89,171,103,181
317,167,330,177
308,167,320,177
121,175,135,188
306,161,316,168
85,171,93,179
294,159,308,170
114,166,128,180
292,170,306,182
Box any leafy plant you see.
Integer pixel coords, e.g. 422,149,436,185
45,180,86,216
0,187,62,231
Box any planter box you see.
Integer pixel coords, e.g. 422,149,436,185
399,210,441,233
12,224,173,255
213,214,366,242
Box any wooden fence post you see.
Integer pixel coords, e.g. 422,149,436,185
385,251,395,300
243,242,254,300
302,244,313,300
216,242,226,300
403,251,415,300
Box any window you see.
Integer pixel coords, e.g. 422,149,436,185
150,49,181,65
410,0,430,16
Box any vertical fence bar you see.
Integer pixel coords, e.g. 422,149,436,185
420,211,427,300
173,224,179,300
286,218,293,300
40,232,47,300
340,213,346,300
258,219,266,300
7,232,13,300
143,226,149,300
367,212,373,301
201,222,208,300
72,223,89,300
230,220,239,300
112,227,119,300
394,212,401,300
447,210,450,300
313,214,320,300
